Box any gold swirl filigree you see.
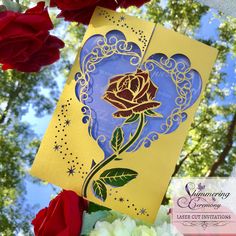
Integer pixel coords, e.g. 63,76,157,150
132,131,159,152
77,35,142,103
143,56,194,134
96,134,106,144
76,34,142,137
80,105,93,136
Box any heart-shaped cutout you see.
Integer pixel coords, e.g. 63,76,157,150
76,30,202,159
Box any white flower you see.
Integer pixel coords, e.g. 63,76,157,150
155,205,170,226
112,217,136,236
132,225,156,236
90,216,136,236
88,206,183,236
89,221,113,236
155,222,182,236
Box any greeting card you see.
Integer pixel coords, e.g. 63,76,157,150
30,7,218,223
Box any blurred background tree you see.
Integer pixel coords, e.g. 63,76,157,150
0,0,235,234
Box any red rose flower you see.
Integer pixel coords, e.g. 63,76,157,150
0,2,64,73
103,69,161,118
32,190,88,236
50,0,151,25
119,0,151,8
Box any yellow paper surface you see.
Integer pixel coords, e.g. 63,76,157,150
30,7,218,223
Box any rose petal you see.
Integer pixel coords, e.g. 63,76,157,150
148,80,158,99
54,0,119,24
20,2,53,31
32,207,48,235
51,0,95,11
104,91,137,109
136,93,148,103
136,71,149,86
107,74,133,94
0,36,42,63
1,64,12,70
32,190,87,236
133,82,149,101
0,11,18,32
57,8,94,25
45,35,65,49
117,88,134,101
132,101,161,113
113,109,133,118
120,0,151,8
25,2,45,14
130,76,140,93
103,93,127,109
117,75,132,90
106,82,117,93
50,0,57,7
50,0,150,24
0,2,63,72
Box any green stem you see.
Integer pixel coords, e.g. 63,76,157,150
82,113,145,198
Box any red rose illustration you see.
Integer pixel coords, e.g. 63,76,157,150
0,2,64,72
32,190,87,236
103,69,161,118
50,0,151,25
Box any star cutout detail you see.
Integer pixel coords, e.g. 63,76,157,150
120,16,125,21
139,208,147,215
53,144,61,151
65,119,71,126
67,166,76,176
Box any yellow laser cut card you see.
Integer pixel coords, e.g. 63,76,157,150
30,7,218,223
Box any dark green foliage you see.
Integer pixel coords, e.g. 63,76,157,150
92,180,107,202
125,114,140,123
100,168,138,187
92,168,138,201
111,127,124,152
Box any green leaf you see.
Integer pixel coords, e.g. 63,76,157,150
111,127,124,152
145,109,163,118
92,180,107,202
125,114,140,123
100,168,138,187
88,202,110,213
